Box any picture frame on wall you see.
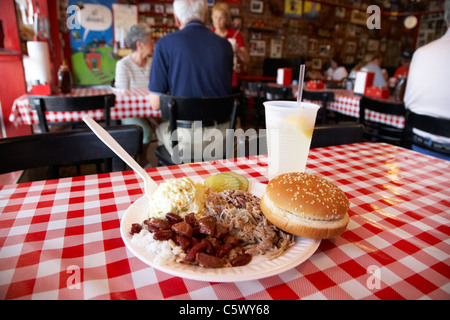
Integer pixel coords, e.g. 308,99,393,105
312,58,322,70
250,39,266,56
250,1,264,14
350,9,368,26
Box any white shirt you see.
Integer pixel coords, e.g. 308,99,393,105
114,55,151,89
326,66,348,81
404,28,450,143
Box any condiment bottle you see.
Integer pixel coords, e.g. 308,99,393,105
58,61,72,93
394,75,407,102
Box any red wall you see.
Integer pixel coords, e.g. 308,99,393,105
0,0,29,137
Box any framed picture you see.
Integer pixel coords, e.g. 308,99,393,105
350,10,368,26
270,39,283,58
346,41,357,54
308,39,318,54
250,1,264,14
312,58,322,70
249,40,266,56
319,44,331,57
367,39,380,52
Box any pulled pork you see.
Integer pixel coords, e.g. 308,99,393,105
205,190,294,259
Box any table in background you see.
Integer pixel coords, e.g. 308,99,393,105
0,143,449,299
9,87,161,127
292,86,405,129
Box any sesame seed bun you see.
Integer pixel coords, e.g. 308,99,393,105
260,172,350,239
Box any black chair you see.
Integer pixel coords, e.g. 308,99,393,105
265,85,294,101
402,111,450,157
241,81,266,128
302,90,335,124
237,124,364,157
310,124,364,148
28,94,116,132
0,125,142,181
359,96,405,145
155,94,239,166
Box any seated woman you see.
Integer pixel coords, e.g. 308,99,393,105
115,24,154,148
325,56,348,81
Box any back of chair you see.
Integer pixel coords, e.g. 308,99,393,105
241,81,266,128
28,94,116,132
159,94,239,149
265,86,294,100
0,125,142,178
402,111,450,155
302,90,335,124
310,124,363,148
359,96,405,145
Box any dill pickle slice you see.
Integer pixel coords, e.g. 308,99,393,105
223,171,249,191
204,173,240,192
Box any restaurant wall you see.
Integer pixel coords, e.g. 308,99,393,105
0,0,30,137
217,0,422,77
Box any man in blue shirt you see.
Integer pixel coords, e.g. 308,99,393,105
149,0,233,110
148,0,234,161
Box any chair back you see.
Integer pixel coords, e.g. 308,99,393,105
265,85,294,100
159,94,239,146
302,90,335,124
359,96,405,145
28,94,115,132
155,94,239,166
310,124,363,148
241,81,266,128
402,111,450,155
0,125,142,179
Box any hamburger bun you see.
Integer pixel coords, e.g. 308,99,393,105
260,172,349,239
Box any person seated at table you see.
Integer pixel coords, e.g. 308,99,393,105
403,0,450,161
349,54,387,88
115,24,154,165
324,55,348,81
393,49,413,80
211,2,250,91
360,54,388,88
148,0,233,159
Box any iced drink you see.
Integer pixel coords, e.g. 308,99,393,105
264,101,320,180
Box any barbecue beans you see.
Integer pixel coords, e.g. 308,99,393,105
131,212,252,268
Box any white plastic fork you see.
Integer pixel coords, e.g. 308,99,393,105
83,115,158,198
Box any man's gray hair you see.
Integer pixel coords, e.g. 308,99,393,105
173,0,206,25
126,24,152,51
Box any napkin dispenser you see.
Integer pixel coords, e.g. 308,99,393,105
305,80,325,90
277,68,292,86
30,82,52,95
365,86,390,99
353,71,374,95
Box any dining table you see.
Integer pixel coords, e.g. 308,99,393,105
0,142,449,301
8,87,161,127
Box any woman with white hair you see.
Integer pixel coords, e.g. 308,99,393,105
115,24,153,89
115,24,154,165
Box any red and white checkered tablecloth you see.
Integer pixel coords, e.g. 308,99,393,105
8,88,161,126
301,89,405,128
0,143,449,300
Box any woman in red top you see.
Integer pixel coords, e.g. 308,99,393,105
211,3,250,89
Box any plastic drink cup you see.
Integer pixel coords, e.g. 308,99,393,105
264,101,320,181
